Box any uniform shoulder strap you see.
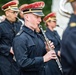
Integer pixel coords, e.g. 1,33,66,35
16,30,23,36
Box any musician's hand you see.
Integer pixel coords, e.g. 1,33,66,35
57,51,61,57
43,50,57,62
10,47,14,55
45,41,55,52
49,41,55,49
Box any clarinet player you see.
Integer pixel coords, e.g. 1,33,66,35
43,12,62,75
13,1,57,75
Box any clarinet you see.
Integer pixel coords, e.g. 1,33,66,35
39,25,63,73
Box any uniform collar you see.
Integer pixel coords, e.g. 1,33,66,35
5,18,12,24
70,14,76,22
46,28,56,35
3,19,14,28
5,18,16,24
22,25,36,37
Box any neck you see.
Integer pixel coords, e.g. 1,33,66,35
6,17,15,23
74,11,76,15
24,21,34,31
48,26,54,31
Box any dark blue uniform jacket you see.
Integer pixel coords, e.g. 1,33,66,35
0,19,21,75
45,28,61,51
13,26,51,75
45,28,62,75
61,14,76,75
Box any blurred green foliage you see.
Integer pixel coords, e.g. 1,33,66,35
0,0,52,29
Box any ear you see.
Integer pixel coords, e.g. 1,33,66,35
47,21,50,26
24,14,29,20
5,10,9,16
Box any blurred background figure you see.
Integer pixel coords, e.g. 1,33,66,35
43,12,61,57
0,15,6,23
43,12,62,75
18,4,28,21
18,11,24,20
18,4,28,29
52,0,73,39
61,0,76,75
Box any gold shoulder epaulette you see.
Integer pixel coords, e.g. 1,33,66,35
70,22,76,27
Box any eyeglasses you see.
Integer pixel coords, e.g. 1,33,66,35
48,20,56,23
52,21,56,23
9,11,19,14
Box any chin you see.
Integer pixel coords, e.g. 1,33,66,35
12,20,16,23
14,19,17,22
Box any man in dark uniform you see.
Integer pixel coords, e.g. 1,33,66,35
19,4,25,21
13,1,57,75
61,0,76,75
0,68,2,75
0,1,21,75
43,12,62,75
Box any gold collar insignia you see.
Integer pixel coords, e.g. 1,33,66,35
70,22,76,27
